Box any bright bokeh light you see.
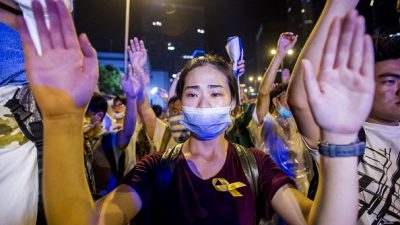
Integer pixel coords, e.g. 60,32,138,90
152,21,162,26
257,76,262,81
150,87,158,95
167,42,175,51
288,49,294,55
270,49,277,55
197,29,205,34
249,76,254,81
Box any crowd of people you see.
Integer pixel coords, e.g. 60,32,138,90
0,0,399,225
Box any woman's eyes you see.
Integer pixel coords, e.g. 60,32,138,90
211,92,223,97
184,91,225,98
186,92,198,98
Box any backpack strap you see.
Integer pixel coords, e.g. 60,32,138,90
233,143,259,224
157,143,183,194
232,143,258,200
4,87,46,225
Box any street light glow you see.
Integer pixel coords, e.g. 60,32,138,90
257,76,262,81
288,49,294,55
270,49,277,55
167,42,175,51
152,21,162,26
249,76,254,81
197,29,205,34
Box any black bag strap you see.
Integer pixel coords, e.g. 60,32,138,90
157,143,183,194
233,143,259,224
232,143,258,200
4,88,46,225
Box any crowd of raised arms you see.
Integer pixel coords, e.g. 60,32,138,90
0,0,399,225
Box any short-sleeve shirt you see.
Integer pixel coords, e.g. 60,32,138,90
121,142,294,225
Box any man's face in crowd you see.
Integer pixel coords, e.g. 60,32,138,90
112,100,125,114
168,99,182,115
369,58,400,124
83,111,102,134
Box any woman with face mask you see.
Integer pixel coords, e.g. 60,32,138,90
29,2,373,225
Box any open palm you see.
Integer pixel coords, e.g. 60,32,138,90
128,37,148,72
19,0,98,117
303,11,375,136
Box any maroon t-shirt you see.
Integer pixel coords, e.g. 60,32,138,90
121,142,294,225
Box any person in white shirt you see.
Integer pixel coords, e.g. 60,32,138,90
287,0,400,223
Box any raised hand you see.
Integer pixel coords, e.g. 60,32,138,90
128,37,150,86
128,37,147,72
302,10,375,143
277,32,298,56
122,64,143,99
18,0,98,118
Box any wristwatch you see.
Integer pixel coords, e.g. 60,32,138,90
318,141,365,157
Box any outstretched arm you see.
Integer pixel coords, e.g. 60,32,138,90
256,32,297,123
272,10,375,225
287,0,359,148
128,38,159,140
20,1,141,224
116,65,142,149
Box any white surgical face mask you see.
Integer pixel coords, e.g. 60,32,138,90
180,106,232,141
15,0,74,55
168,113,189,143
112,112,125,120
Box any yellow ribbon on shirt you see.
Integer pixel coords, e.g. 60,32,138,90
212,178,246,197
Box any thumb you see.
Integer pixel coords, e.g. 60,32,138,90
302,59,321,104
80,33,98,77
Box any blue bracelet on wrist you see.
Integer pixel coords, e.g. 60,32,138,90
318,141,365,157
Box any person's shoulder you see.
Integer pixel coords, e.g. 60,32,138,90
129,152,164,174
248,147,270,162
138,152,164,164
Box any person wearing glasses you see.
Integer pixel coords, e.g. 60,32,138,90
287,0,400,223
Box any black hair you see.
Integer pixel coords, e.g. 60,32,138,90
113,95,127,105
176,55,239,103
88,92,108,121
269,83,288,113
373,33,400,62
151,104,163,118
167,95,180,106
